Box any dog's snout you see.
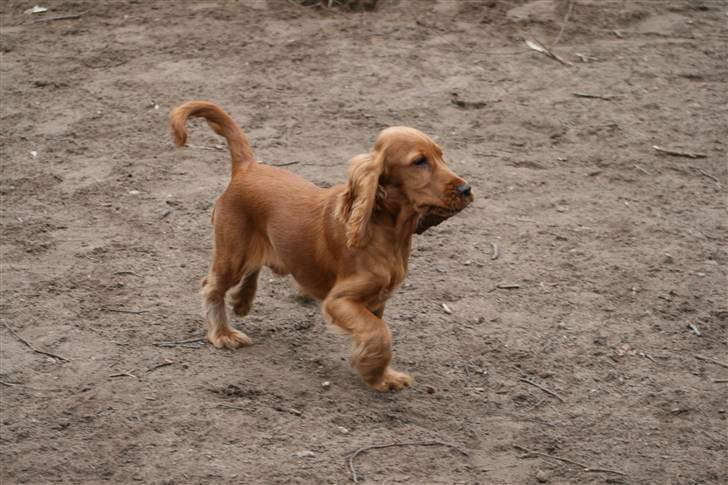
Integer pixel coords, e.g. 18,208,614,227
456,182,472,198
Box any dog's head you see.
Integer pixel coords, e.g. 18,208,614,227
336,127,473,247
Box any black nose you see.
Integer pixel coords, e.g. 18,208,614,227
456,182,472,197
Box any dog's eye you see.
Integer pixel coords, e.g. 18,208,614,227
412,156,427,166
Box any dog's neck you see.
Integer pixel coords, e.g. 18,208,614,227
374,185,420,241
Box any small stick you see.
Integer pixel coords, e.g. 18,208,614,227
109,369,137,379
633,164,651,175
273,405,303,416
713,378,728,384
146,359,173,373
218,403,247,411
101,308,148,315
514,445,626,476
270,161,300,167
0,380,63,392
695,354,728,369
155,337,206,348
347,441,468,483
639,352,658,365
519,377,565,402
525,39,572,66
490,241,499,260
186,144,225,152
653,145,707,159
2,321,69,362
688,323,702,336
496,283,521,289
35,11,86,22
694,168,721,186
573,93,613,101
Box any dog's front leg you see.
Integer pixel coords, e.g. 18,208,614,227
323,294,411,392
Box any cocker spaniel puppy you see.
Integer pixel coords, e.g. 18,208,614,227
170,101,473,391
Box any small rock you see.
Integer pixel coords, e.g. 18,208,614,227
294,450,315,458
536,469,550,483
336,426,349,434
442,303,452,314
321,381,331,390
425,385,436,394
128,190,140,195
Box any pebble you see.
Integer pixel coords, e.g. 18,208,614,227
321,381,331,390
536,469,550,483
294,450,315,458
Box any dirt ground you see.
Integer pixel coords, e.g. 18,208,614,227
1,0,726,483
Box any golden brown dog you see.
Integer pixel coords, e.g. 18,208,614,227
170,101,473,391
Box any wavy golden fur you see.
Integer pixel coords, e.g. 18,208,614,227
169,101,473,391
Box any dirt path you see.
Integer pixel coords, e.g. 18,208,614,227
1,1,726,483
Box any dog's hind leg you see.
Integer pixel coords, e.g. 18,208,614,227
201,264,252,349
228,269,260,317
202,222,261,349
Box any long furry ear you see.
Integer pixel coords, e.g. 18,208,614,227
335,151,385,248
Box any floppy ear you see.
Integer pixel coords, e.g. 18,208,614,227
335,150,385,248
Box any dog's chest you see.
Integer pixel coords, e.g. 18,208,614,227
375,266,406,304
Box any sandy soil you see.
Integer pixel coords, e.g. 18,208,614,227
1,1,726,483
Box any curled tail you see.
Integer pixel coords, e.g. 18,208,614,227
169,101,255,174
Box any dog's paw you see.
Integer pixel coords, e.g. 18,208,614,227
208,328,252,349
371,368,412,392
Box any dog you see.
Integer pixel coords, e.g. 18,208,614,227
169,101,473,391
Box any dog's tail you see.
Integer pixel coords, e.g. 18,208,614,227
170,101,255,174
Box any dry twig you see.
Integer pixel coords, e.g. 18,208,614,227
514,445,626,476
0,380,63,392
35,11,86,22
519,377,565,402
573,92,613,101
525,39,572,66
639,352,659,365
653,145,707,159
2,321,69,362
109,369,138,379
101,308,148,315
347,441,468,483
218,403,248,411
695,354,728,369
146,359,173,373
713,378,728,384
633,164,651,175
693,168,721,187
186,144,225,152
155,337,206,348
